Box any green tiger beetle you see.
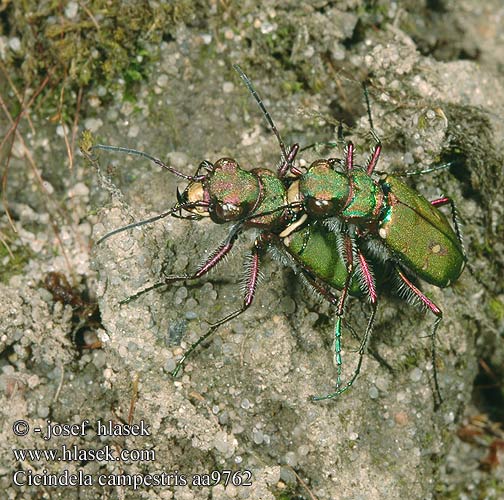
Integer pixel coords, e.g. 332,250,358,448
87,65,466,403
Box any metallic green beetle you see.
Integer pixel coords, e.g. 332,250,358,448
284,135,466,400
88,65,465,403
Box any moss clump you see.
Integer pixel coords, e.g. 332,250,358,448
1,0,203,118
0,231,34,283
487,297,504,322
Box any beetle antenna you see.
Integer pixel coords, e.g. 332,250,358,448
362,82,382,146
233,64,289,163
96,201,209,245
91,144,205,182
362,82,374,132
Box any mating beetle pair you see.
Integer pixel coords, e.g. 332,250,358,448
88,65,465,402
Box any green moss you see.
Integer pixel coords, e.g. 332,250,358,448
281,80,304,94
402,350,422,369
471,238,494,258
274,487,311,500
263,24,297,67
275,493,292,500
417,112,429,130
79,129,95,154
1,0,203,120
488,476,504,495
487,297,504,322
422,432,434,446
442,104,501,212
0,232,34,283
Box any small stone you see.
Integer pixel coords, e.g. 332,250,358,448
8,37,21,52
368,385,379,399
65,1,78,18
284,451,297,467
410,367,422,382
252,429,264,444
164,358,176,373
127,124,140,138
297,444,309,456
84,118,103,132
38,405,50,418
444,411,455,424
156,74,169,87
223,81,234,93
279,466,296,485
394,411,409,426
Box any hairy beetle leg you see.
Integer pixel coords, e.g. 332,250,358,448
119,223,243,305
171,233,267,378
311,304,377,402
395,268,444,408
311,248,378,402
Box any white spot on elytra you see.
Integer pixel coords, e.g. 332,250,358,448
378,228,387,239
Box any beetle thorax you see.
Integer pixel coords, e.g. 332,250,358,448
205,158,261,223
298,160,350,217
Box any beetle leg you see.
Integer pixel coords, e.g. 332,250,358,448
269,230,381,400
120,223,243,305
365,135,382,175
430,196,466,258
356,250,378,304
278,144,302,178
333,233,356,381
312,232,353,399
299,270,339,306
302,263,386,365
286,255,385,387
395,268,444,408
171,232,267,377
299,266,377,400
311,301,377,401
399,163,453,177
311,247,378,401
344,141,355,171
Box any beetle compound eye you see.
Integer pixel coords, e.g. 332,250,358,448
307,197,334,217
214,202,244,221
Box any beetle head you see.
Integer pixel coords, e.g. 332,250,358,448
181,158,261,224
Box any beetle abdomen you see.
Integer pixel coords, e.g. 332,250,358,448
284,223,362,296
378,175,465,287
